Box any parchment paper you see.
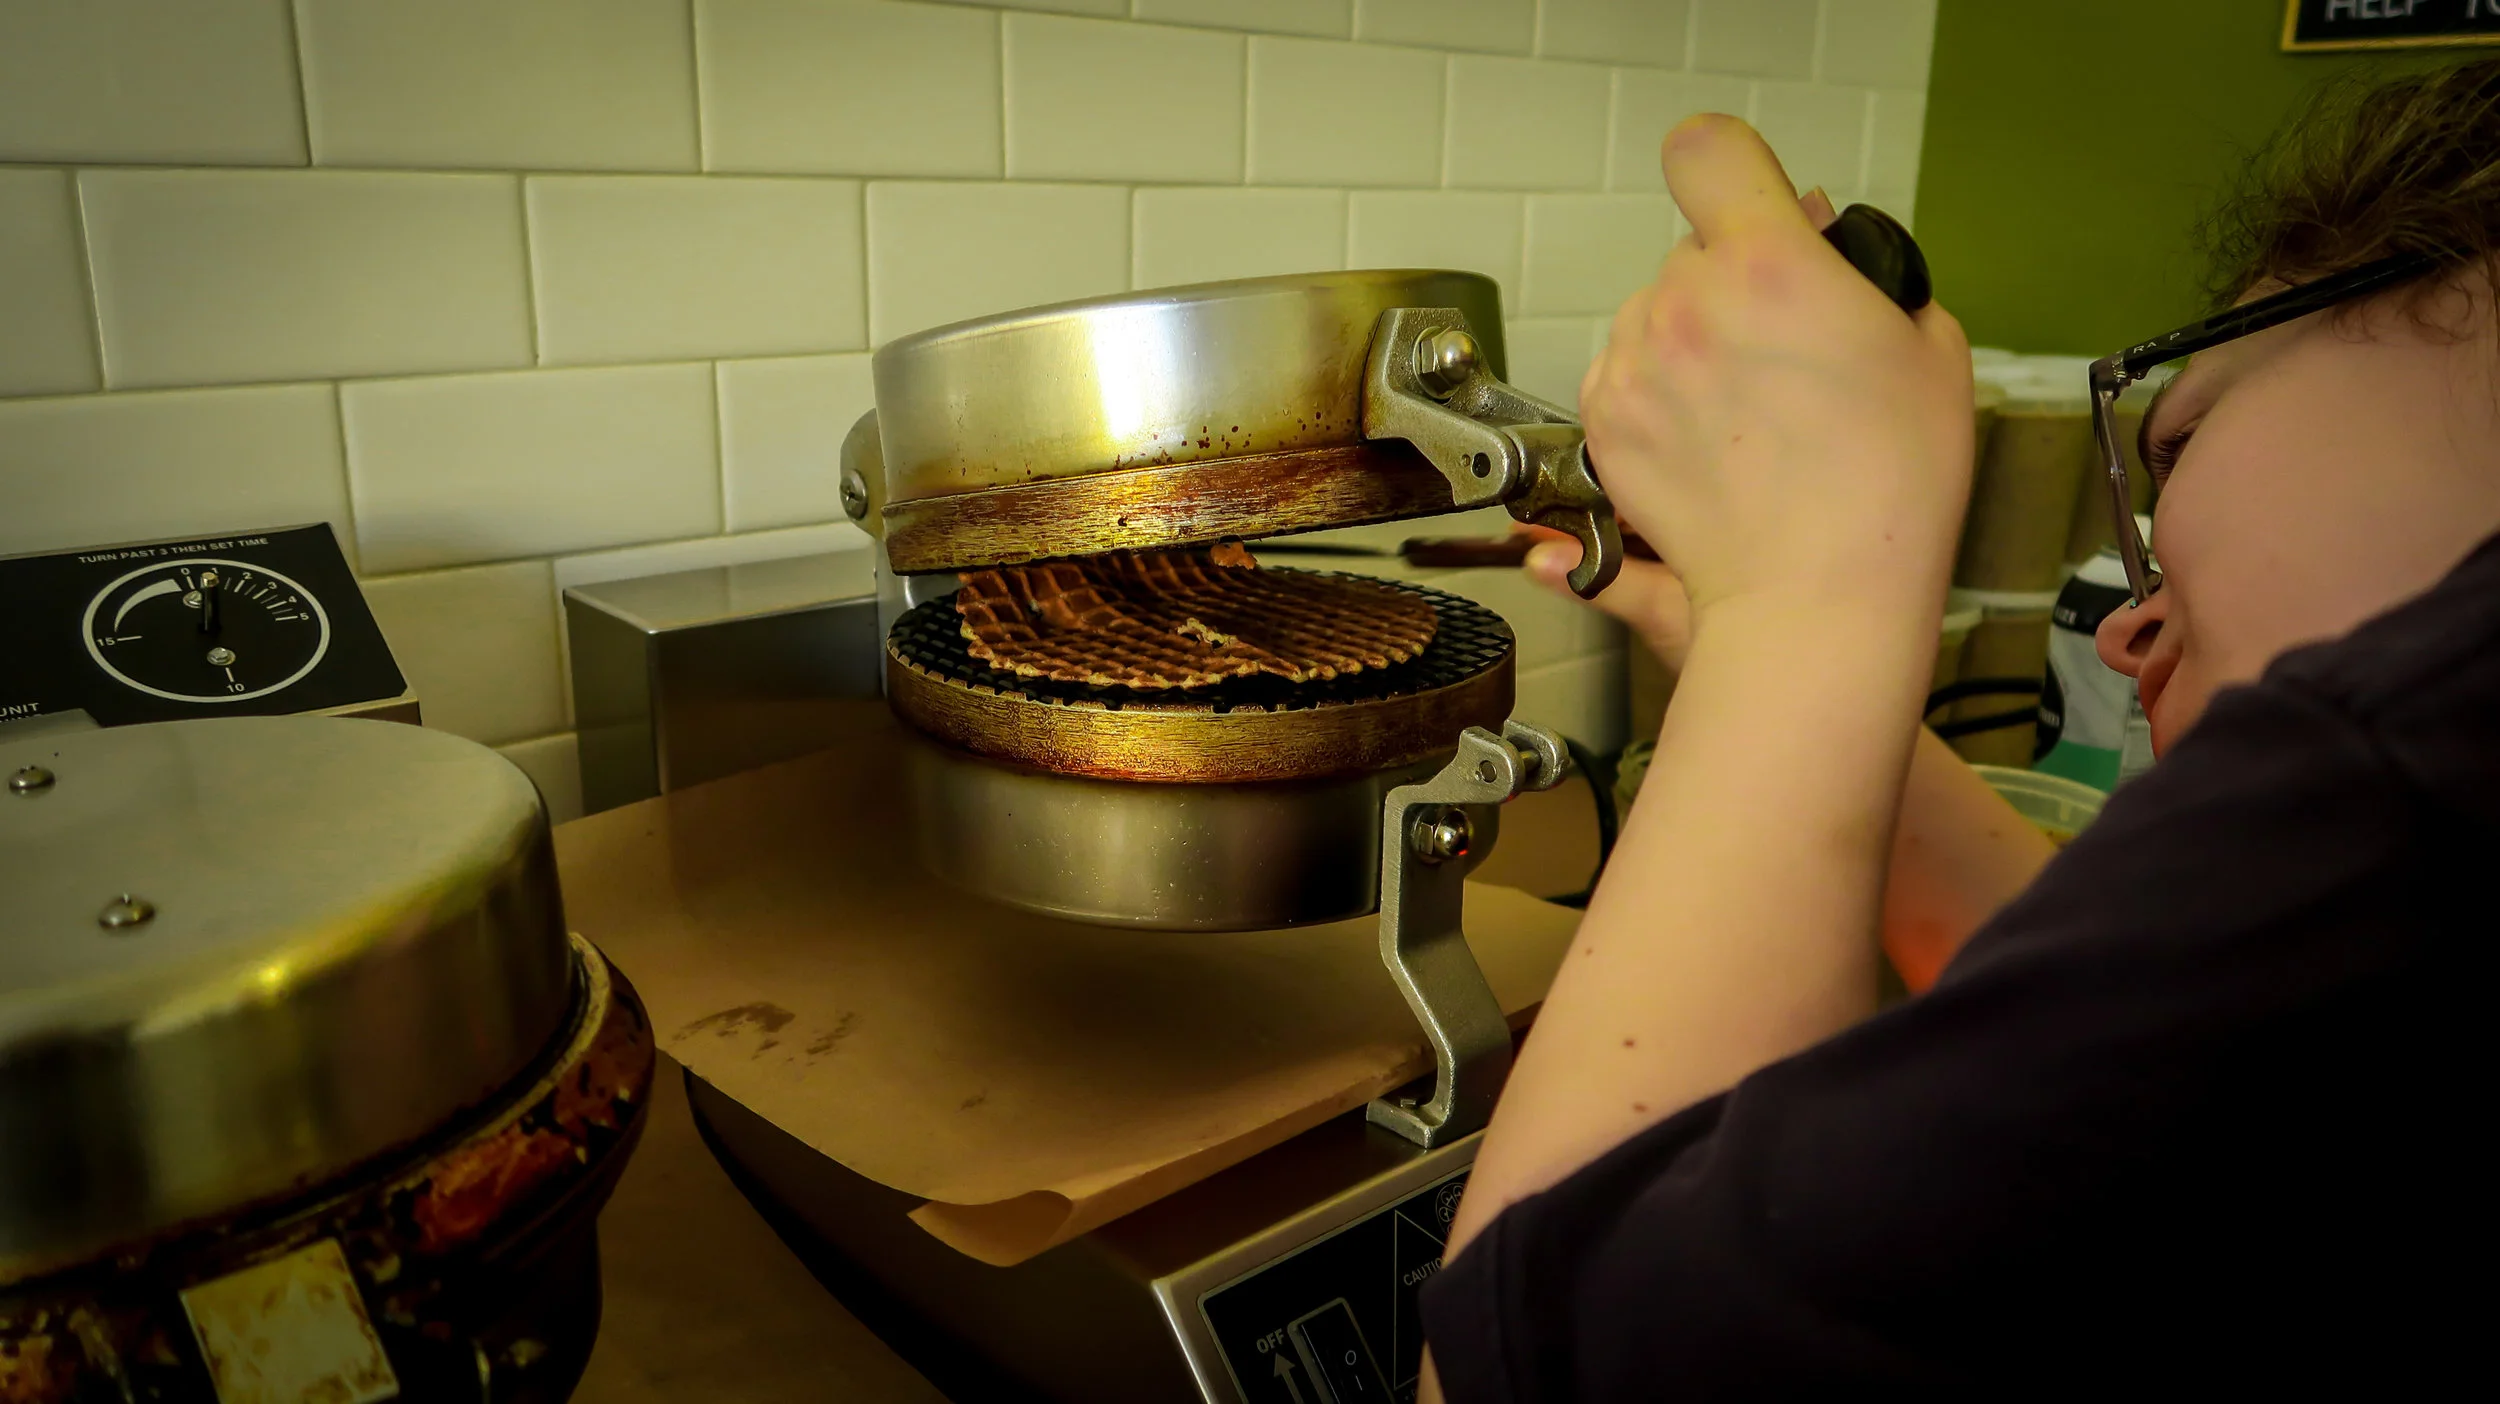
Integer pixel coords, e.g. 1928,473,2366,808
552,706,1578,1266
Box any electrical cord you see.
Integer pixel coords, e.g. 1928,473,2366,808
1548,735,1618,910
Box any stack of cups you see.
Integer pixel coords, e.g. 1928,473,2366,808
1943,355,2097,767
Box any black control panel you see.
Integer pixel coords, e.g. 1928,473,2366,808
1201,1168,1468,1404
0,525,404,728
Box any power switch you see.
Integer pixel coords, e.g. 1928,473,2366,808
1288,1298,1388,1403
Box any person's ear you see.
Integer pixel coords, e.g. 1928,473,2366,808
2095,590,2169,678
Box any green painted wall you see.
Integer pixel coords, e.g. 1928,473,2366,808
1914,0,2451,354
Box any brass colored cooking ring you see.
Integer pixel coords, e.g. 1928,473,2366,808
885,645,1516,784
880,442,1458,574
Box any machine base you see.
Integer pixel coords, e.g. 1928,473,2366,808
687,1072,1478,1404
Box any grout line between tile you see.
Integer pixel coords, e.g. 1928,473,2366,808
1601,68,1622,194
711,362,734,534
516,175,545,366
697,356,726,538
686,0,709,171
281,0,316,167
328,381,363,573
1438,52,1457,189
1855,88,1880,197
64,168,109,391
996,10,1014,182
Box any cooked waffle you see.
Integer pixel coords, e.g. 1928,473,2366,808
955,545,1437,690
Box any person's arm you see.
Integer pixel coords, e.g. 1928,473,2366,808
1443,116,1977,1261
1880,726,2057,988
1522,545,2056,994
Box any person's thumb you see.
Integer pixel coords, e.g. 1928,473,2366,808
1525,541,1691,661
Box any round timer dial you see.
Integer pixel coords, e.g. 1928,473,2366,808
82,558,332,704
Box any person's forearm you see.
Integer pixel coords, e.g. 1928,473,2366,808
1880,728,2057,989
1446,590,1937,1257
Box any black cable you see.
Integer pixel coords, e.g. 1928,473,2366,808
1932,708,2043,740
1924,676,2043,716
1549,735,1617,910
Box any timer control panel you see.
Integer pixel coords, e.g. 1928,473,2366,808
1198,1166,1468,1404
0,525,409,728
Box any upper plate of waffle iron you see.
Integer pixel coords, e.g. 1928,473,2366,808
863,270,1506,572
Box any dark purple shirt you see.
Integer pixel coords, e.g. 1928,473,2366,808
1421,535,2499,1399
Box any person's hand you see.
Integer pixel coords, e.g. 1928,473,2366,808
1579,115,1973,624
1518,522,1695,671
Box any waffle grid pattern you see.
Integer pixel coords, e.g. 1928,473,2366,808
893,574,1511,716
956,548,1440,689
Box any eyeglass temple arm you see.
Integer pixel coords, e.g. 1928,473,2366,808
2088,361,2161,602
2107,251,2441,382
2086,251,2441,603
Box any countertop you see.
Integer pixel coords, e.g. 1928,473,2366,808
571,775,1604,1402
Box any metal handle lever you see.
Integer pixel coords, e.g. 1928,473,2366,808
1369,722,1572,1147
1363,204,1930,602
1821,202,1932,313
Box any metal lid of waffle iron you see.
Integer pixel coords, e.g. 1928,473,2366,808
0,716,574,1280
866,270,1507,572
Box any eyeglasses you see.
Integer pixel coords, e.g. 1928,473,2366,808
2087,251,2441,604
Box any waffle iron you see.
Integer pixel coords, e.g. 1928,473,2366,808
675,271,1584,1404
1,529,656,1402
695,228,1929,1402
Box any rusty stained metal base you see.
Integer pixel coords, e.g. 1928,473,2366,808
0,937,656,1404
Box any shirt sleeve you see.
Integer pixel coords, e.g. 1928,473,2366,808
1418,675,2437,1402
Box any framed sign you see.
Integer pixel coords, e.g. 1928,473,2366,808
2283,0,2500,51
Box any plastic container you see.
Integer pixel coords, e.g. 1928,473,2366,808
1969,764,2107,847
1945,586,2058,768
2036,546,2136,789
1932,603,1983,695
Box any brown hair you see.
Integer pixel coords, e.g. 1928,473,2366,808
2203,58,2500,311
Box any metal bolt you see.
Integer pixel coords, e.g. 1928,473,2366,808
839,467,871,521
1412,328,1479,399
97,895,156,931
1410,806,1473,865
8,765,55,794
206,647,236,666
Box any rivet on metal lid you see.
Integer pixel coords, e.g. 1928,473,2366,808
9,765,55,794
97,895,156,931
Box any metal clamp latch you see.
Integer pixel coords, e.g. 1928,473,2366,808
1368,720,1571,1147
1361,308,1623,599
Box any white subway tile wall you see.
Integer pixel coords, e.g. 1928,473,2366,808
1607,69,1757,191
1132,186,1347,287
1444,55,1611,192
295,0,702,172
0,168,97,396
1246,37,1445,188
1535,0,1690,68
1522,194,1682,315
1356,0,1536,56
0,0,1935,809
80,170,534,388
717,354,881,534
1003,14,1246,182
696,0,1005,177
1137,0,1351,38
525,175,868,365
